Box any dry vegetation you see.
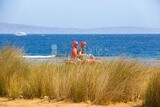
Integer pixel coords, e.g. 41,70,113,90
0,46,159,106
145,68,160,107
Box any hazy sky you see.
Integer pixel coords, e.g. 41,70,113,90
0,0,160,28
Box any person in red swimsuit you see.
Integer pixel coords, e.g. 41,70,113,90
70,41,79,59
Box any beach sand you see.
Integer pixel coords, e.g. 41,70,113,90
0,98,142,107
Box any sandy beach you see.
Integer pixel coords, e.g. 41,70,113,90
0,98,142,107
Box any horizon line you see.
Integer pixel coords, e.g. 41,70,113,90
0,22,160,29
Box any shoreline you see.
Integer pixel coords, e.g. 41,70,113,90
25,56,160,65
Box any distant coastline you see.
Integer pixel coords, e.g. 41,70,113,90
0,23,160,34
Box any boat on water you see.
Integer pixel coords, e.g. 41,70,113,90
15,32,27,36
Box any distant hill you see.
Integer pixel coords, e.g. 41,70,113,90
0,23,160,34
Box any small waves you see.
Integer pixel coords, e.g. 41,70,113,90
22,55,56,59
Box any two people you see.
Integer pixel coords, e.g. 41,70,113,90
70,41,94,61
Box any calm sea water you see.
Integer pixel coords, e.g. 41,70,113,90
0,34,160,58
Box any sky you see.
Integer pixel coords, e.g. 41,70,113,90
0,0,160,28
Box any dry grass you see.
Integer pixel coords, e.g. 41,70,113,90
144,67,160,107
0,46,152,105
0,46,29,99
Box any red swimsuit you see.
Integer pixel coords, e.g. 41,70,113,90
71,47,78,58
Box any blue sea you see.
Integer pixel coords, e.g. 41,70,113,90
0,34,160,58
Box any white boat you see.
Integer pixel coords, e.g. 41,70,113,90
15,32,27,36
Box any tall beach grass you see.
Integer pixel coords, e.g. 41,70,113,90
145,68,160,107
0,46,152,105
0,46,30,98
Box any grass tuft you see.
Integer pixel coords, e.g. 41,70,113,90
145,68,160,107
0,46,29,98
